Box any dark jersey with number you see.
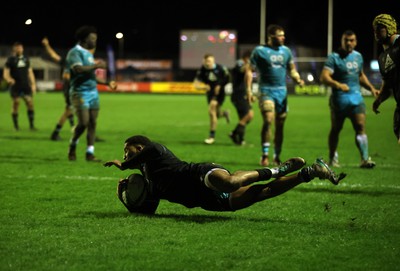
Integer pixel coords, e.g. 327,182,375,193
195,63,230,90
378,36,400,105
120,142,230,211
195,63,230,103
5,55,31,89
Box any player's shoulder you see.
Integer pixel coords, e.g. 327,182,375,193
216,63,228,71
236,59,245,66
255,44,265,49
281,45,291,51
5,55,15,64
394,36,400,47
351,50,362,57
328,51,340,61
252,45,265,53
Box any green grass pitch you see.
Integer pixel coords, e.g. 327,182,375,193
0,91,399,271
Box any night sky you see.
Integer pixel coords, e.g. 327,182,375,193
0,0,397,62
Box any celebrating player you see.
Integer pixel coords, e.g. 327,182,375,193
66,25,117,161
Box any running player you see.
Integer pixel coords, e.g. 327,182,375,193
229,50,254,145
193,54,231,144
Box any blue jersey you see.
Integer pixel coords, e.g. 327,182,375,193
323,50,364,106
66,44,97,93
250,45,294,88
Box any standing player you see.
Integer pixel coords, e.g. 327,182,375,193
193,54,231,144
3,42,37,131
229,50,254,145
248,25,304,166
372,14,400,144
66,25,117,161
320,30,379,168
41,37,75,141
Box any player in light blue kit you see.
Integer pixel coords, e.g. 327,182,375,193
66,25,117,161
248,24,304,167
320,30,379,168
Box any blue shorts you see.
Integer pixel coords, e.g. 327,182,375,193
329,96,365,118
70,89,99,110
258,86,288,114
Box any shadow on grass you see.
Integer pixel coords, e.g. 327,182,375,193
0,154,62,162
0,134,52,141
153,213,232,223
74,211,133,219
77,210,232,223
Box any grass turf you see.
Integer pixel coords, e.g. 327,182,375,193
0,91,399,271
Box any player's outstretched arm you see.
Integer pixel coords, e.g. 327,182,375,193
103,160,122,169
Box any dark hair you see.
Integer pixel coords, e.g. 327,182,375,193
75,25,97,42
125,135,152,146
343,29,355,36
242,50,252,59
267,24,284,36
203,53,214,59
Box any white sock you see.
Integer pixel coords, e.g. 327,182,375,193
270,168,279,178
87,145,94,154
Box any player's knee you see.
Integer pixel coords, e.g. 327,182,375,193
260,100,274,112
277,112,286,119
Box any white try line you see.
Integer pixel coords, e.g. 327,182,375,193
308,180,400,190
11,174,400,190
21,175,118,181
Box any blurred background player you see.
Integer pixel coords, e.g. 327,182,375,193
66,25,117,161
42,37,75,140
3,42,37,131
193,54,231,144
320,30,379,168
229,50,254,145
248,24,304,166
372,14,400,144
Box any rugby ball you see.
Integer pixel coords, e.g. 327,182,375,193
122,174,148,207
